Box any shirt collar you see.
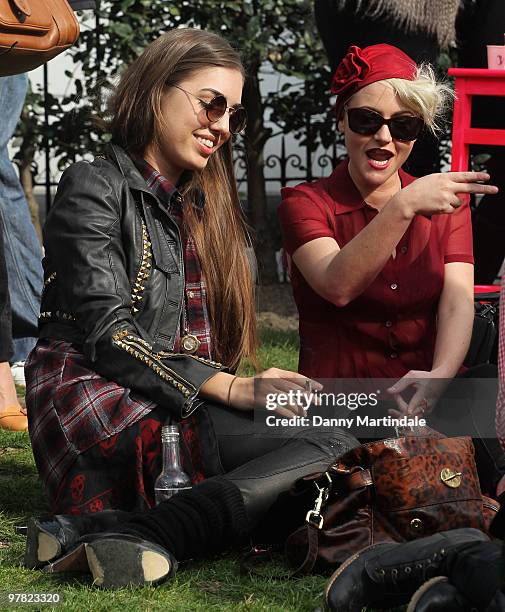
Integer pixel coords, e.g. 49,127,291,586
133,156,181,206
132,156,205,214
327,159,416,215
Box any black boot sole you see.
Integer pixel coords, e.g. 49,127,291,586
24,518,62,569
84,536,177,589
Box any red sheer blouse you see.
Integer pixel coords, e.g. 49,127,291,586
278,160,474,379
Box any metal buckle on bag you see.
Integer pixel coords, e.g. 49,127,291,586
440,468,462,488
305,472,332,530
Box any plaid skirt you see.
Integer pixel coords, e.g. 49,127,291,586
25,339,207,514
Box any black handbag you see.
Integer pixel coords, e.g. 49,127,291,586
464,292,499,367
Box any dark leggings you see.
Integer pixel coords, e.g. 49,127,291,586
112,405,360,560
51,398,358,516
206,402,359,525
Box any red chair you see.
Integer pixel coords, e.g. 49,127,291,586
450,68,505,290
449,68,505,172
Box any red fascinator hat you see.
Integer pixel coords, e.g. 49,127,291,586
331,44,417,120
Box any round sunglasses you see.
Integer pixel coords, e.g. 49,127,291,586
172,85,247,135
346,107,424,141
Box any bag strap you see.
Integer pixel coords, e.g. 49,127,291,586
289,523,320,576
239,527,321,580
343,468,373,490
289,468,374,576
240,468,374,579
239,475,333,580
240,544,303,580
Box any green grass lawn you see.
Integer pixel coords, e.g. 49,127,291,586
0,328,334,611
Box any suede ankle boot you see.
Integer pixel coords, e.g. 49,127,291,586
24,509,131,569
324,529,489,612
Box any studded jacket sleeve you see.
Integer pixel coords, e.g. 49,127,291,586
42,161,224,418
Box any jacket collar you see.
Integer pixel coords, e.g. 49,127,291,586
104,144,156,196
327,159,416,214
103,144,205,212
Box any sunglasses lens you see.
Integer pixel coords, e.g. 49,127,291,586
205,97,247,134
347,108,423,141
206,96,227,122
389,116,424,140
347,108,383,135
229,107,247,134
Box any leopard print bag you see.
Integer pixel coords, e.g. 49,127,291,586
285,435,499,575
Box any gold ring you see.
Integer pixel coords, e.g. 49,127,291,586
304,379,313,393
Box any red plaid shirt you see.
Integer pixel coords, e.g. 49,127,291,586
135,157,213,359
135,158,212,482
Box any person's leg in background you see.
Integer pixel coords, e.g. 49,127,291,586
0,74,43,374
456,0,505,283
313,0,441,177
0,217,28,431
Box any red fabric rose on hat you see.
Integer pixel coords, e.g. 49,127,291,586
330,45,370,95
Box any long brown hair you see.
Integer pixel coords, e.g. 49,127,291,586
108,28,258,369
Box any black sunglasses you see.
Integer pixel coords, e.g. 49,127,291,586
346,107,424,141
172,85,247,135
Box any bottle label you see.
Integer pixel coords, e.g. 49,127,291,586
155,486,192,504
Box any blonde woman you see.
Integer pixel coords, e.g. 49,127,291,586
279,44,504,493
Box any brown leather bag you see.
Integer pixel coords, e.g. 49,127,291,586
285,435,499,575
0,0,79,76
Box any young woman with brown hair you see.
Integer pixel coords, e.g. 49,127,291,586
24,28,358,587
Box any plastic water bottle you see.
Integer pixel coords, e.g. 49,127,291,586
154,425,192,504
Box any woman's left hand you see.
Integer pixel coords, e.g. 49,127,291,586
386,370,449,418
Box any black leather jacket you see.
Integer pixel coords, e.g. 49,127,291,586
40,144,224,418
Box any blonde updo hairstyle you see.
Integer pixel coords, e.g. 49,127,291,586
382,63,453,135
341,64,453,136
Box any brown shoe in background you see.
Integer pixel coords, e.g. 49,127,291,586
0,404,28,431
